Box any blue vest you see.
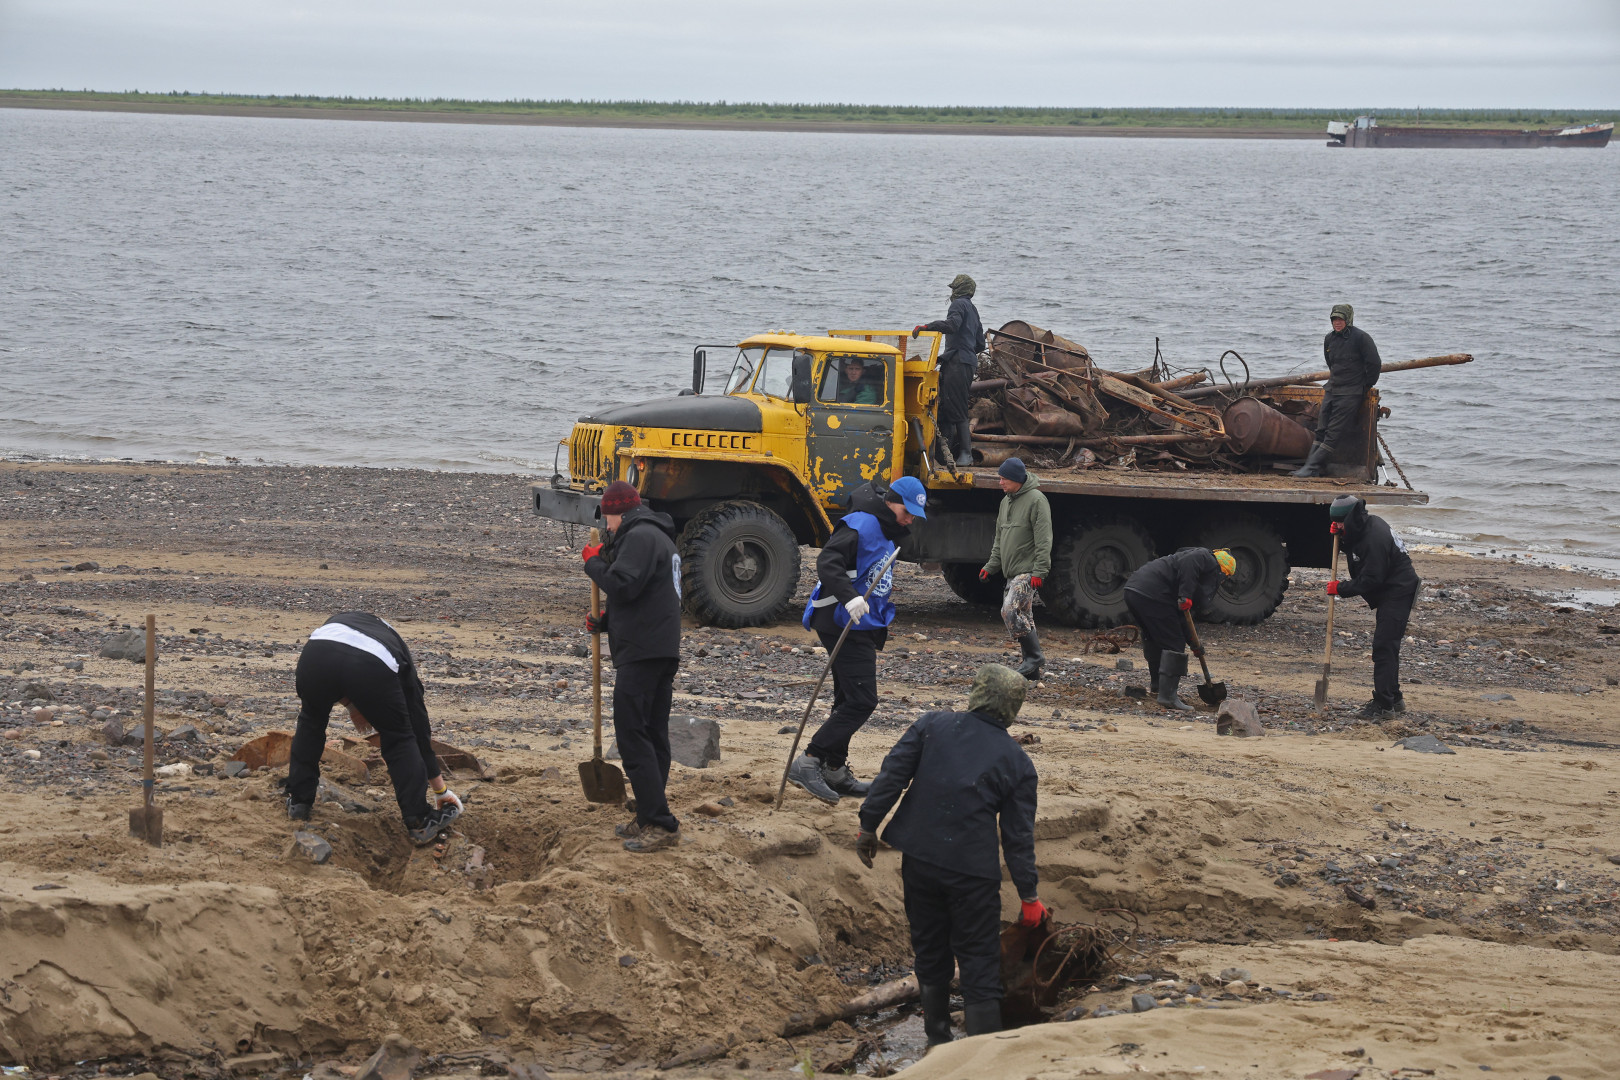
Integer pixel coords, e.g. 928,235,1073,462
802,512,897,631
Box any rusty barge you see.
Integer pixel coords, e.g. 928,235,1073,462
1328,116,1613,149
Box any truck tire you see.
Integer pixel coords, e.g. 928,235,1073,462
942,563,1004,608
1045,516,1156,628
678,501,802,628
1191,514,1290,625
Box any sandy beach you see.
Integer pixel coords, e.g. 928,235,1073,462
2,459,1617,1079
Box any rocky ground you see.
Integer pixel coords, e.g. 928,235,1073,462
2,460,1618,1080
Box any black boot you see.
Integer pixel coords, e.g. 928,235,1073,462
1292,442,1331,478
1015,631,1045,681
919,982,954,1048
962,1000,1003,1037
955,421,975,467
1156,651,1193,711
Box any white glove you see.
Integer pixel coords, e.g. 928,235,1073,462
844,596,870,622
432,787,463,814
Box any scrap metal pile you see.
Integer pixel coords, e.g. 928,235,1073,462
966,319,1471,473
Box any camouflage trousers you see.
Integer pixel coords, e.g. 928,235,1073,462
1001,573,1038,639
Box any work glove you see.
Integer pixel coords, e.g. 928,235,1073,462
581,542,603,563
429,781,463,814
979,567,991,581
1326,581,1340,596
1030,576,1043,589
1177,597,1193,612
1329,521,1345,534
844,596,870,622
855,829,878,869
911,325,924,339
1191,643,1205,659
1019,898,1049,927
585,610,608,634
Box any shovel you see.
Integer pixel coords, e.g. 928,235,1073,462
1181,610,1227,707
128,615,163,846
579,529,627,804
1313,533,1342,711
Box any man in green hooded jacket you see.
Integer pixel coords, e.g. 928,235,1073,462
1295,303,1382,477
979,457,1053,680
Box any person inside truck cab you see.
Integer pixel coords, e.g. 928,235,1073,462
828,356,882,406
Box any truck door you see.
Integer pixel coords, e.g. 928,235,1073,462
807,353,895,504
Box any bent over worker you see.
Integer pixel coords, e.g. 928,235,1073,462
288,612,463,845
787,477,926,805
1327,495,1421,720
1122,547,1236,710
913,274,985,467
856,664,1044,1047
1296,303,1382,477
584,480,684,853
980,456,1052,681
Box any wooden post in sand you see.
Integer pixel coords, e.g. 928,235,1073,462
128,614,163,846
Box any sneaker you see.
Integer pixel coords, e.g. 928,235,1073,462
615,821,642,839
286,797,312,822
623,825,679,853
820,762,871,798
787,753,841,805
1392,695,1408,714
1356,699,1394,721
405,805,458,846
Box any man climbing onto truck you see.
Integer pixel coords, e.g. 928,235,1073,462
979,457,1053,681
1122,547,1237,710
913,274,985,468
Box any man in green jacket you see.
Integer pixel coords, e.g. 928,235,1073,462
979,458,1053,680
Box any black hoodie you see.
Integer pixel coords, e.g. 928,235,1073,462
1335,498,1420,607
808,482,911,637
585,505,682,666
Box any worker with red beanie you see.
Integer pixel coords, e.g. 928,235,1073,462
583,480,684,852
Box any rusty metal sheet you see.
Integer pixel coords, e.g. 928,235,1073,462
363,734,489,778
965,469,1428,505
230,731,293,770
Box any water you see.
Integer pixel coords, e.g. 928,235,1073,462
3,107,1617,557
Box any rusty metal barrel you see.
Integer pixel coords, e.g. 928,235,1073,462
1222,397,1315,458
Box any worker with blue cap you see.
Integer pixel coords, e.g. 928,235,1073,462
788,476,927,803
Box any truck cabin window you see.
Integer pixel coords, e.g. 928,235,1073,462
755,348,809,400
820,355,886,406
724,347,765,396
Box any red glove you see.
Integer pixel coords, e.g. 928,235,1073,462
911,325,924,339
1030,576,1043,589
1019,898,1049,927
1329,521,1345,534
582,542,602,563
979,567,991,581
1326,580,1339,596
1177,597,1193,611
585,611,607,634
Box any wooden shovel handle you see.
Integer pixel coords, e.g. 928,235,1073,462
590,529,604,762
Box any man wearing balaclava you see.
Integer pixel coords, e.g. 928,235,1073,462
1326,495,1421,719
913,274,986,468
854,663,1045,1049
1295,303,1383,477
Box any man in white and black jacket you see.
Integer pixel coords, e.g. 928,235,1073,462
288,612,463,845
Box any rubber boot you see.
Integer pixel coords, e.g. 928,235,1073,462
1015,631,1045,681
955,420,975,467
1156,651,1194,711
1292,442,1331,478
962,1000,1003,1037
919,982,954,1048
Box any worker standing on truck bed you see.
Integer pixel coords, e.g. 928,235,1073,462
1295,303,1382,478
856,663,1045,1046
979,457,1053,681
287,612,463,845
1122,548,1237,710
584,480,684,853
1327,495,1421,720
788,477,927,804
913,274,985,468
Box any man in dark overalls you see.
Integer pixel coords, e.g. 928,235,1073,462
1296,303,1382,477
914,274,985,467
1122,548,1236,710
1328,495,1421,720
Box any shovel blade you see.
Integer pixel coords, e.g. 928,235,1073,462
128,805,163,847
1313,677,1328,709
579,758,627,805
1197,681,1228,706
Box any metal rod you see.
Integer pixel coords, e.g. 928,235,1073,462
1180,353,1474,400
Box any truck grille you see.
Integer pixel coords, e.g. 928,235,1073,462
569,425,615,486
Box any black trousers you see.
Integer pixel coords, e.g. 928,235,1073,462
902,855,1004,1006
291,640,439,822
1371,588,1418,709
808,628,881,769
613,657,680,833
1124,589,1188,678
938,361,973,425
1313,391,1363,453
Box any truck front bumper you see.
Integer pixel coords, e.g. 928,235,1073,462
532,484,602,527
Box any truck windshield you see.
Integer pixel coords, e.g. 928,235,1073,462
725,347,765,395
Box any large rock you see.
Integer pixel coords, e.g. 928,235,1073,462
99,630,147,663
607,717,721,769
1216,700,1263,737
1396,734,1456,755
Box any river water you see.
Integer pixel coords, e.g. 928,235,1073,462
3,108,1617,557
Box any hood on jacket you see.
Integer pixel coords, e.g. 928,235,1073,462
950,274,977,300
967,663,1026,726
611,503,676,540
1007,471,1042,498
1330,303,1355,327
1330,495,1371,535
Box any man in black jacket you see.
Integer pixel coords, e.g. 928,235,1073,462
1296,303,1382,477
1123,547,1236,711
913,274,985,468
288,612,462,844
856,663,1045,1047
584,480,684,852
1327,495,1421,720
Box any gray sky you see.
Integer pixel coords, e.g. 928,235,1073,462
3,0,1617,107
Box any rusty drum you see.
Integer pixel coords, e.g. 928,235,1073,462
1222,397,1315,458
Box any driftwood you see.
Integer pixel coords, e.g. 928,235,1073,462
1179,353,1474,400
838,973,922,1019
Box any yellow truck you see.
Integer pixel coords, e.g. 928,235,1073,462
532,329,1426,628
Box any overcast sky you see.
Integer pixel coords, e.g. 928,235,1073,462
2,0,1617,108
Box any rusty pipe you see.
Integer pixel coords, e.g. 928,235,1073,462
973,432,1217,448
1179,353,1474,400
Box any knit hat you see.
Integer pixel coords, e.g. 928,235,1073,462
1212,548,1237,576
599,481,641,515
998,457,1027,484
967,664,1026,726
1330,303,1354,326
